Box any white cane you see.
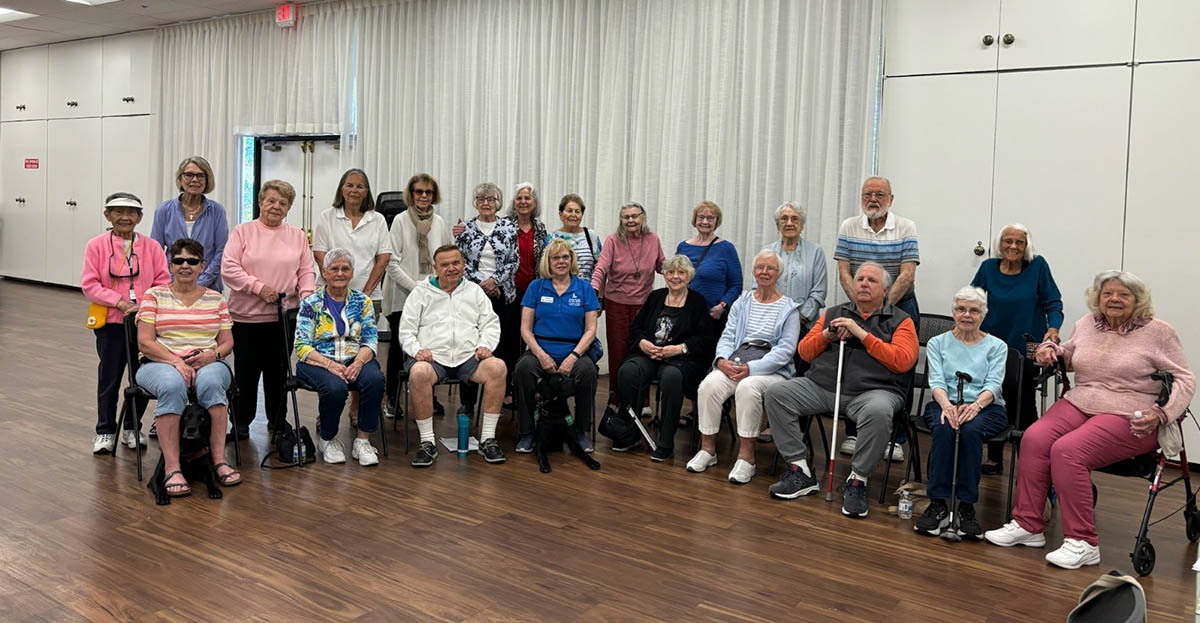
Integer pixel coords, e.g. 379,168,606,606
825,339,846,502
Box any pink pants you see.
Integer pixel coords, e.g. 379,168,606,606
604,301,639,406
1012,399,1158,545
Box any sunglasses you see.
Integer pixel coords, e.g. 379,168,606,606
171,257,202,266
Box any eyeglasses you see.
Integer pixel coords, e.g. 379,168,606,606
695,214,717,222
413,188,435,196
620,214,642,220
181,172,207,181
107,233,140,279
475,196,499,204
171,257,202,266
952,306,982,316
862,191,889,200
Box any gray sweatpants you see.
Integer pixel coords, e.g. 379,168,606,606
764,376,903,479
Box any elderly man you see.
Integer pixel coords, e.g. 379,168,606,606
763,262,918,518
399,244,507,467
833,176,920,460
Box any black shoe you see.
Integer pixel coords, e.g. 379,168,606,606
650,446,674,462
981,460,1003,476
411,441,438,467
841,478,869,518
432,397,445,417
914,498,950,536
478,438,506,463
148,421,158,438
956,501,983,540
612,439,641,452
769,464,819,500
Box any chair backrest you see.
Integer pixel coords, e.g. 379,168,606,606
376,191,407,228
917,313,954,347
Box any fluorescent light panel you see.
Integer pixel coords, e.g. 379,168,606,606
0,9,39,23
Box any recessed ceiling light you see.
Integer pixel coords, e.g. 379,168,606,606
0,9,38,23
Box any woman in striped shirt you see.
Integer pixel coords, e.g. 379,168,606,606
136,238,239,497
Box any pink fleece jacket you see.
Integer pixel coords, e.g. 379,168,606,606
590,232,665,305
221,220,316,323
81,231,170,324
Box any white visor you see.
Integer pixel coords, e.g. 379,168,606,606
105,197,143,210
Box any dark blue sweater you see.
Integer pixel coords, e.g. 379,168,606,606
675,240,742,309
971,256,1064,352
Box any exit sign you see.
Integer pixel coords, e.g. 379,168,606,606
24,158,38,169
276,3,296,28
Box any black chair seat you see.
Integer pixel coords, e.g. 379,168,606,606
1097,454,1158,479
288,376,319,392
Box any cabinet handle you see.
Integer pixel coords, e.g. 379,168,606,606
982,34,994,46
974,241,986,257
122,96,136,103
66,101,78,107
15,197,25,204
1002,33,1015,45
15,104,25,111
66,200,77,207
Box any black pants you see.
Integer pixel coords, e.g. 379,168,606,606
94,323,146,434
232,316,295,432
618,354,698,450
385,311,405,403
461,294,521,408
513,352,597,436
986,355,1038,463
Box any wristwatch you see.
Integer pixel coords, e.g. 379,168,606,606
680,343,689,354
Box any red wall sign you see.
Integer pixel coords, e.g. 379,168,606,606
24,158,38,169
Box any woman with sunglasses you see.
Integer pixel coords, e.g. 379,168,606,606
150,156,228,291
81,193,170,455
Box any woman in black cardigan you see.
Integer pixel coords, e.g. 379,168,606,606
614,254,715,461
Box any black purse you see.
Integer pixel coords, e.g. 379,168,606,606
729,339,772,365
598,405,642,447
261,418,316,468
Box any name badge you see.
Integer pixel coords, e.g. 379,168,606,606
540,296,555,304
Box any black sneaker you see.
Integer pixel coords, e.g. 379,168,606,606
148,421,158,438
956,501,983,540
769,464,820,500
914,498,950,536
841,478,869,518
411,441,438,467
650,446,673,462
478,438,506,463
612,440,641,452
432,397,445,417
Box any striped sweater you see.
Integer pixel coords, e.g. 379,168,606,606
137,286,232,356
834,211,920,299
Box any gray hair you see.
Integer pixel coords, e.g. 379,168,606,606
323,248,355,271
615,201,652,242
661,254,696,280
952,285,989,318
774,201,807,227
1086,270,1154,320
993,223,1037,262
863,176,893,194
855,261,893,290
752,248,781,269
472,182,503,210
506,182,541,219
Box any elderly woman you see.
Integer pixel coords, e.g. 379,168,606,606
513,237,602,453
676,201,741,330
766,202,827,333
614,255,714,461
384,173,450,417
508,183,549,304
294,249,383,466
591,202,665,416
312,169,391,304
135,238,239,495
913,286,1008,540
151,156,228,291
552,194,602,281
82,193,170,454
985,271,1195,569
971,223,1063,475
687,249,802,484
221,180,316,438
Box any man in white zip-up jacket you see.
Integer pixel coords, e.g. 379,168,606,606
399,244,507,467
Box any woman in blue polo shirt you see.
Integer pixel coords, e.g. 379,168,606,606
512,237,601,454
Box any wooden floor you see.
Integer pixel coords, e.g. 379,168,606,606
0,278,1196,622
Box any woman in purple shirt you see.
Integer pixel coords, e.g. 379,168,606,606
151,156,229,291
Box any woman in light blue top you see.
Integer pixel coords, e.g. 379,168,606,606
914,286,1008,540
151,156,229,291
765,201,826,331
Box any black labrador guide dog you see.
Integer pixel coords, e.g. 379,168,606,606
535,374,601,474
148,398,222,505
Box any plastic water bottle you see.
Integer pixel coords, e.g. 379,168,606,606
296,439,305,464
457,413,470,456
898,491,913,519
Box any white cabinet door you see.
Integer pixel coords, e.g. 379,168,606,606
0,46,48,122
102,31,154,116
884,0,1001,76
1124,61,1200,451
991,67,1132,330
879,73,997,311
997,0,1135,70
0,121,47,281
47,39,103,119
1135,0,1200,62
45,119,102,286
102,116,154,233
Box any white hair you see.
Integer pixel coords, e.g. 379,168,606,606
752,248,781,269
993,223,1037,262
952,285,988,318
773,201,806,227
323,248,355,271
855,261,892,290
506,182,541,219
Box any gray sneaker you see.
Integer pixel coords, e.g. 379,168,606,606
515,433,534,453
841,478,869,518
411,441,438,468
478,438,506,463
575,431,594,454
768,464,819,500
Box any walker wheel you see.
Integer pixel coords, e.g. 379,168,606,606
1186,509,1200,543
1131,539,1155,576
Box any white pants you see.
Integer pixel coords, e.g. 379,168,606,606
696,370,783,438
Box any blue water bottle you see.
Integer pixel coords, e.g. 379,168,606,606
457,413,470,456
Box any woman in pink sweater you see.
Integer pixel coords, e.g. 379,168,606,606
985,270,1194,569
221,180,316,437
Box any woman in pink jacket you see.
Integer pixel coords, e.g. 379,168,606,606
81,193,170,455
221,180,316,438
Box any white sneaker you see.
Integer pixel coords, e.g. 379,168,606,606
1045,538,1101,569
984,520,1047,548
320,437,346,464
119,430,147,449
92,433,116,455
686,449,718,473
641,406,653,418
885,442,904,463
727,459,756,484
839,436,857,455
352,438,379,466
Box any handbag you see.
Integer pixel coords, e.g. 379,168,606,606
729,339,772,365
270,419,316,465
85,302,109,329
598,405,642,448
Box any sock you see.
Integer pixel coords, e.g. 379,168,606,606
848,471,867,484
481,413,499,441
417,418,435,444
790,459,811,477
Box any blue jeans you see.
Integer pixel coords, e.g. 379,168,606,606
135,361,231,417
297,359,384,440
922,400,1007,504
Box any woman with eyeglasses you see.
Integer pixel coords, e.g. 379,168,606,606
150,156,228,291
221,180,316,439
81,193,170,455
136,238,240,495
591,202,665,426
675,201,741,347
551,194,601,281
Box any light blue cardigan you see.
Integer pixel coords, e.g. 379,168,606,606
713,290,802,378
766,238,827,325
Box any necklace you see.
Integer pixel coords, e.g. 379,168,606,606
624,235,645,280
181,199,203,221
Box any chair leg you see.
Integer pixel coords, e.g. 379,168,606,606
227,388,242,467
878,421,902,504
908,420,922,484
1006,440,1020,522
378,400,389,458
112,396,127,462
134,408,143,482
815,415,829,466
